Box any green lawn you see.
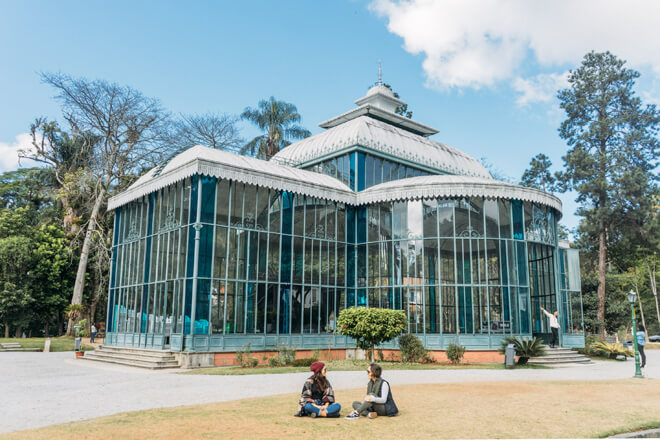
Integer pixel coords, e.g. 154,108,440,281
181,359,548,375
0,337,94,352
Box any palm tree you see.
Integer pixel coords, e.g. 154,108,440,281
240,97,311,159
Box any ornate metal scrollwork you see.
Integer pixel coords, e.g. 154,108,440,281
457,226,481,238
160,207,180,232
125,219,140,242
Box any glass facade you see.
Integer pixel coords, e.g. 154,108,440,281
107,171,583,351
305,152,432,191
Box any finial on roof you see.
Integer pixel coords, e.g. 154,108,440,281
378,60,382,86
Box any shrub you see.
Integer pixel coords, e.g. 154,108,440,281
398,333,428,363
498,336,546,365
292,357,315,367
591,341,633,360
279,344,297,365
236,343,259,368
337,307,407,360
75,319,89,338
446,343,466,364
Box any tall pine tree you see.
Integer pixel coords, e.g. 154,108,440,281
557,51,660,338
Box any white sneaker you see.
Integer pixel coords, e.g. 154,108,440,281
344,411,360,420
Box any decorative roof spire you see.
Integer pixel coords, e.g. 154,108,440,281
378,60,382,86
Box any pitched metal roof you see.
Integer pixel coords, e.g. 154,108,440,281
357,175,562,215
272,115,491,178
107,145,354,210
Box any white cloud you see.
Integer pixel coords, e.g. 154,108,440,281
0,133,40,172
371,0,660,94
512,72,569,106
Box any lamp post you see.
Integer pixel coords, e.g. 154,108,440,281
626,290,643,378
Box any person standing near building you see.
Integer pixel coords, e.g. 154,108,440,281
637,324,646,369
540,307,560,348
90,323,97,344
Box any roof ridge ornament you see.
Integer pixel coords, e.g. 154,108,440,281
378,60,382,86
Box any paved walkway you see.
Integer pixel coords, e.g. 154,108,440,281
0,350,657,434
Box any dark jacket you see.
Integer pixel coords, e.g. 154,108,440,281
369,377,398,417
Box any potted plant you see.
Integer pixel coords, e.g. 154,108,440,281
74,319,88,358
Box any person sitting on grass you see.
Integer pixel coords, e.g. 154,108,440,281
345,363,398,420
294,361,341,418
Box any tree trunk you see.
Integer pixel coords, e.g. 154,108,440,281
44,323,49,338
646,257,660,327
66,187,106,336
638,290,647,339
4,322,8,338
57,313,63,336
16,326,22,338
597,222,607,339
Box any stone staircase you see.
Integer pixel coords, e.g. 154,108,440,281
0,342,41,352
81,346,180,370
527,346,592,366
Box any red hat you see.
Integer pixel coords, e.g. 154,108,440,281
310,361,325,374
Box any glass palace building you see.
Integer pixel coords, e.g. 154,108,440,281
105,83,584,354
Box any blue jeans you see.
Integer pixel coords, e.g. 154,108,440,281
304,402,341,416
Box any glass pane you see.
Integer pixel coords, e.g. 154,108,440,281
379,202,392,241
215,180,230,225
230,182,243,227
367,205,379,242
422,199,437,238
256,187,269,231
498,199,511,238
484,199,499,238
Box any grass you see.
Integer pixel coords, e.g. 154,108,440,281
180,359,548,375
3,379,659,439
0,337,94,352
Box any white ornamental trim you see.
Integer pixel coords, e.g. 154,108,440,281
356,181,562,215
107,159,354,210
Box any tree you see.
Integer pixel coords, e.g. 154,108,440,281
0,236,33,337
165,112,243,151
336,307,407,360
28,73,171,335
556,51,660,338
26,120,96,235
29,225,75,337
520,153,556,192
240,97,311,159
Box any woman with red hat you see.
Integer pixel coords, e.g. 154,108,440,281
294,361,341,418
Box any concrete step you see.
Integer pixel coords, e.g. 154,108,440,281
85,350,176,363
82,352,179,369
0,348,42,352
81,354,179,370
527,358,592,365
530,355,588,362
98,345,175,356
95,347,175,361
1,343,22,349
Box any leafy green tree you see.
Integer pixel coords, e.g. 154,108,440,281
0,236,33,337
520,153,556,192
240,97,311,159
29,225,76,336
337,307,407,360
556,51,660,338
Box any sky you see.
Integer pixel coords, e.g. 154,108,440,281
2,0,660,234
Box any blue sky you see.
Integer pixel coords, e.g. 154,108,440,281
2,0,660,234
